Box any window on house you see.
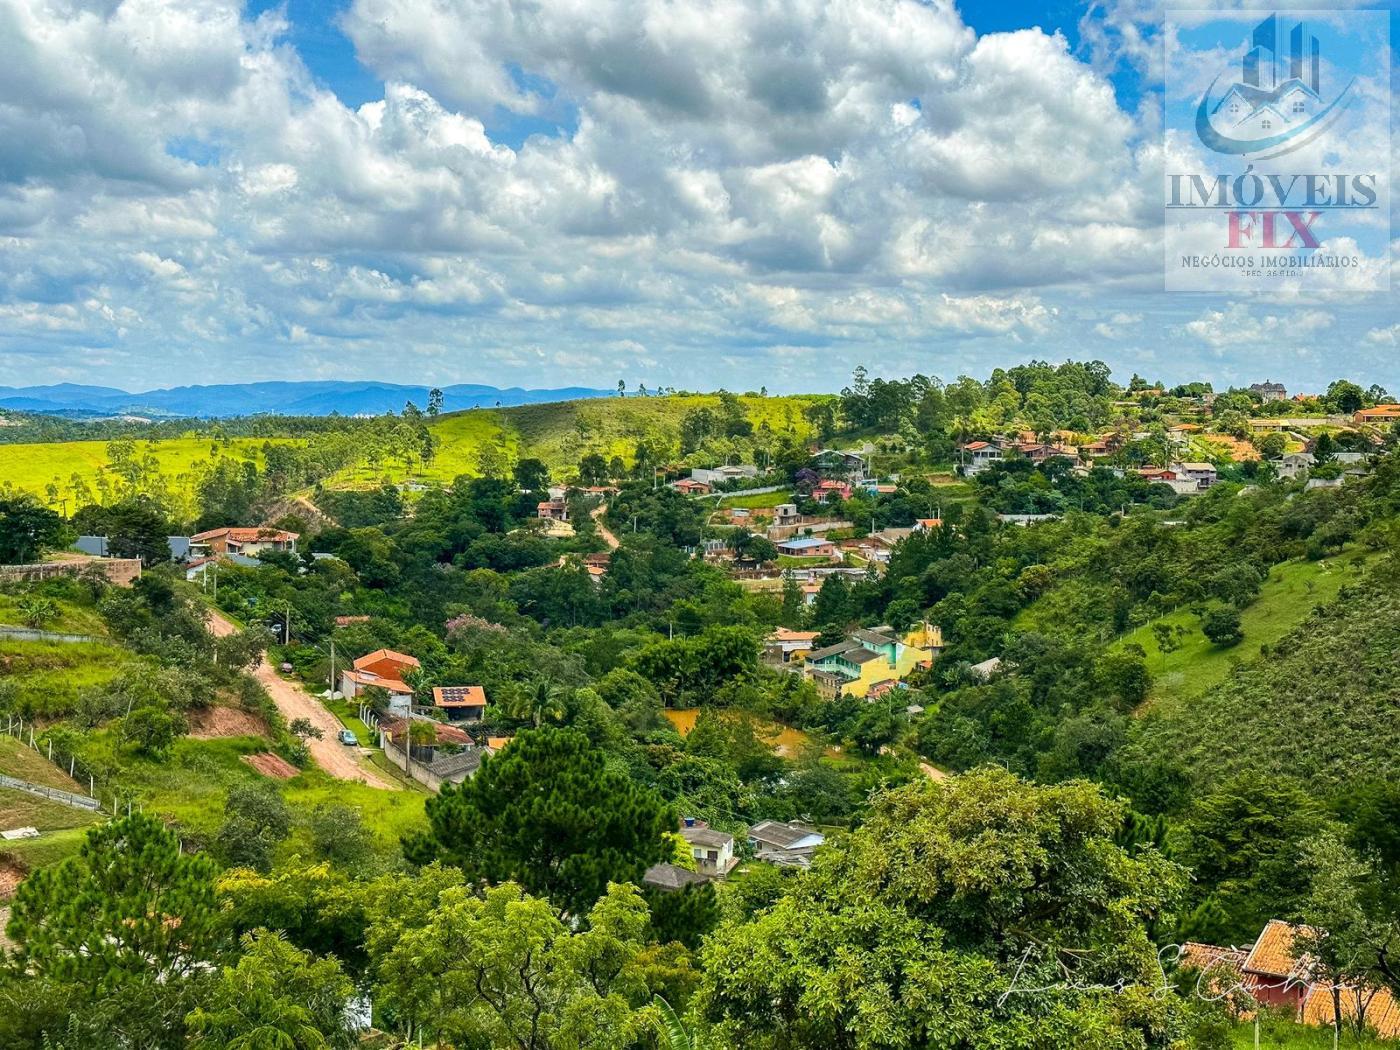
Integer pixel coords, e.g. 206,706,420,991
1293,101,1305,113
1261,119,1272,129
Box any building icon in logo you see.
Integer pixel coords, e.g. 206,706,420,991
1196,13,1350,157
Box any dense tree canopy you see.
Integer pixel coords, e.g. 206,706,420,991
406,727,674,915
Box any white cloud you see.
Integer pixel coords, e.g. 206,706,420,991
1363,323,1400,347
1181,303,1334,348
0,0,1393,393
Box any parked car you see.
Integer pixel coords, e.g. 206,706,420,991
338,729,358,746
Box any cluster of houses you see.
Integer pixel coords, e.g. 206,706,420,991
642,817,828,891
72,525,301,580
764,621,944,700
337,646,501,789
1184,919,1400,1038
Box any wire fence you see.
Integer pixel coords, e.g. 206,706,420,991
1,715,128,814
0,626,100,645
0,773,101,812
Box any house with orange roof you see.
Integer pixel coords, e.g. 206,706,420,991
765,627,820,664
812,479,852,503
340,648,420,707
1355,405,1400,424
537,499,569,521
432,685,487,722
1181,919,1400,1039
960,441,1003,476
190,527,298,559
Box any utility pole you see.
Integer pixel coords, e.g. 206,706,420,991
284,600,292,646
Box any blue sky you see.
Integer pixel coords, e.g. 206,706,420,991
0,0,1395,395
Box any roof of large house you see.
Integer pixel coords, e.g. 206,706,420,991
1242,919,1316,980
1177,462,1217,472
379,717,474,746
353,648,420,672
642,863,709,891
191,526,298,542
778,537,831,550
681,825,733,849
432,685,486,708
805,639,859,662
748,820,824,850
962,440,993,450
850,628,895,647
837,646,883,666
1179,941,1249,974
769,628,820,642
1301,981,1400,1038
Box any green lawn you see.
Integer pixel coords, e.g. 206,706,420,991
0,825,95,871
0,788,99,833
715,490,794,509
1121,550,1369,709
0,787,102,872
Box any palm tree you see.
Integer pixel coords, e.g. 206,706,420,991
652,996,701,1050
512,679,568,728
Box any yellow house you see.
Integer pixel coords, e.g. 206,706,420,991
802,622,943,699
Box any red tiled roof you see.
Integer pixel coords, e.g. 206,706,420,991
381,717,474,745
1243,920,1317,980
348,648,420,690
1301,982,1400,1038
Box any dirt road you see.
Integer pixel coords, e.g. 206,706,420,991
206,609,397,789
591,503,621,550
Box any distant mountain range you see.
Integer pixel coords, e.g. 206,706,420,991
0,381,616,419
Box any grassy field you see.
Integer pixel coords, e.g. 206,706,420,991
329,393,824,490
71,732,427,852
329,409,515,489
1230,1020,1392,1048
2,394,826,507
0,591,108,636
0,637,138,719
0,735,85,791
715,490,794,509
0,435,296,512
0,785,102,871
1120,549,1369,709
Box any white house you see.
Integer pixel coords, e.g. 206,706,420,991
1173,462,1218,489
1274,452,1314,479
690,464,759,486
680,821,738,877
960,441,1003,477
